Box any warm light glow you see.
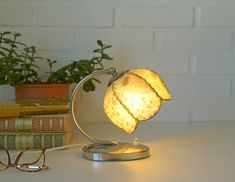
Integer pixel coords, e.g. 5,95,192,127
103,68,172,134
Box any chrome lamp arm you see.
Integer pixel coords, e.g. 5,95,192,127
69,67,118,145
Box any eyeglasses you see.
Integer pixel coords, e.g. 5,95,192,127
0,147,49,172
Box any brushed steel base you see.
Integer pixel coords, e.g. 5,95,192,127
82,142,150,161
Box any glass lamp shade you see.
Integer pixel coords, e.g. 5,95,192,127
103,68,172,134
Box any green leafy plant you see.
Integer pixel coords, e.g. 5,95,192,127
46,40,113,92
18,46,41,84
0,31,24,85
0,31,113,92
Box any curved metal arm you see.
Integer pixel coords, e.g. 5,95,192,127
69,68,118,145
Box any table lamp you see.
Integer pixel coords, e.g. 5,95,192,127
70,67,172,161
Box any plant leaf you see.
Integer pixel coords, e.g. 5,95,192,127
102,53,113,60
97,40,103,47
103,45,112,49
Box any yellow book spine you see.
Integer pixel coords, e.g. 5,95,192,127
0,100,69,117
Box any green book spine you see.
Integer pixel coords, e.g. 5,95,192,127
0,132,73,149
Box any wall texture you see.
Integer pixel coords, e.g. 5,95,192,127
0,0,235,123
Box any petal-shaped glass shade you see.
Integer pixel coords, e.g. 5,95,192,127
104,69,172,134
128,69,172,101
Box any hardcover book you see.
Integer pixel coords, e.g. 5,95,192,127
0,99,69,117
0,132,73,149
0,114,73,133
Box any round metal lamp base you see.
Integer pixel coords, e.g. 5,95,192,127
82,142,150,161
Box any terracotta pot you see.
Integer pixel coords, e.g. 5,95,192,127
15,83,71,100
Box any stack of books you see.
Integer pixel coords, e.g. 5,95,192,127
0,99,73,149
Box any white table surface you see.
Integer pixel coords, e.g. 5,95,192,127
1,122,235,182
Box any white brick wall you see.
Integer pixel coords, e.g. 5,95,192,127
194,56,235,75
0,4,33,26
74,30,154,53
0,0,234,123
167,78,231,99
159,30,233,53
36,5,113,27
191,101,235,122
117,7,194,28
200,7,235,27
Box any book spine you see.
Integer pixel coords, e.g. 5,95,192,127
0,133,73,149
0,115,73,133
0,104,69,118
0,106,68,117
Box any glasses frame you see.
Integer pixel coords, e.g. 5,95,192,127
0,147,48,172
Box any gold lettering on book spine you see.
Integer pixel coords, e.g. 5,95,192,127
59,117,63,130
5,119,8,130
49,118,53,130
39,118,43,130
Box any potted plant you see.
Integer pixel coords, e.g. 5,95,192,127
0,31,23,100
0,31,113,100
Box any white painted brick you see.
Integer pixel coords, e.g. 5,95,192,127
0,5,33,26
166,78,231,99
191,101,235,121
160,30,233,52
167,0,235,5
195,56,235,75
13,29,75,51
118,7,194,28
36,5,113,27
150,102,190,122
204,0,235,5
75,30,153,53
113,54,190,75
200,7,235,27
